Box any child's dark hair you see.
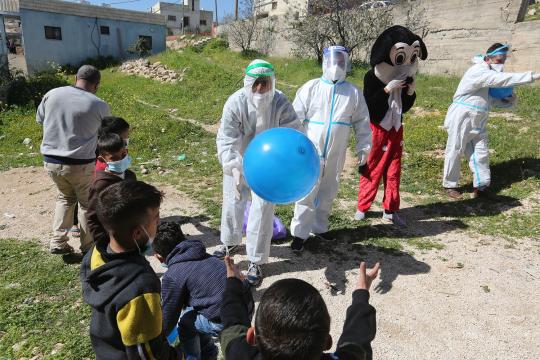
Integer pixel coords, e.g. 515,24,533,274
486,43,506,57
99,116,130,137
97,133,125,155
153,221,186,258
255,279,330,360
97,181,163,245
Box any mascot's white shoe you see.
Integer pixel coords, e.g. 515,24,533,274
354,210,366,221
382,211,407,227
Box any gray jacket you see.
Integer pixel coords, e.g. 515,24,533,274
37,86,110,159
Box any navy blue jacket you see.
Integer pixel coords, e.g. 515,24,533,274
161,239,227,336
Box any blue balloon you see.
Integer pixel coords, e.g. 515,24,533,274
243,128,320,204
489,87,513,99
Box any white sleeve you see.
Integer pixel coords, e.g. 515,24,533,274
351,91,372,166
216,96,244,175
277,93,304,133
473,69,533,89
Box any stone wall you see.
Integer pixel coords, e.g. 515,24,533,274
221,0,540,75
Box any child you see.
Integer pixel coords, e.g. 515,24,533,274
96,116,130,172
220,257,380,360
154,221,234,360
80,180,178,359
86,133,136,245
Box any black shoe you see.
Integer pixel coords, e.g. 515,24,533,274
213,245,239,259
310,232,336,241
50,244,74,255
290,237,305,253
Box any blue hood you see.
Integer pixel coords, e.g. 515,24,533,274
165,239,209,266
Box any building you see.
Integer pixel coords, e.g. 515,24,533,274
151,1,213,35
0,0,167,74
253,0,307,18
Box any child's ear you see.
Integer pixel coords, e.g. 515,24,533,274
154,253,164,263
324,334,333,351
246,327,256,346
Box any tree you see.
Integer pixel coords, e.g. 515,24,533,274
285,0,394,62
224,0,276,54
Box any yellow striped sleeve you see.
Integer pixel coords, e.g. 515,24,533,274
116,292,162,346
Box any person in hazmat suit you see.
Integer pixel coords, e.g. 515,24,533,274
215,59,303,286
442,43,540,199
289,46,372,252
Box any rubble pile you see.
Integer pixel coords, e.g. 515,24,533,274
167,35,213,50
119,59,187,83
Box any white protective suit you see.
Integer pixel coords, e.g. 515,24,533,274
217,59,303,265
442,61,535,189
290,47,372,240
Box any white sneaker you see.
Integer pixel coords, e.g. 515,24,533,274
382,211,406,227
354,210,366,221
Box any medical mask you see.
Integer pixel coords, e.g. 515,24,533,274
324,65,346,83
252,92,273,109
107,154,132,173
490,63,504,72
136,225,154,256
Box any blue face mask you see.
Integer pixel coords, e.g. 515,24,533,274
107,154,132,173
134,225,154,256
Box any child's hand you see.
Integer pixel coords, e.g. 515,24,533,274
357,261,380,291
224,256,245,281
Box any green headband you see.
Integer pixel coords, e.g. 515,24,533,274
245,62,275,78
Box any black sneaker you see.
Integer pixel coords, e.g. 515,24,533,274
50,244,75,255
310,232,336,241
290,237,305,253
213,245,239,259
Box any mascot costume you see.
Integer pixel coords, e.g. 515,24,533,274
355,25,428,226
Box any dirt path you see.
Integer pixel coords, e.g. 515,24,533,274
1,167,539,359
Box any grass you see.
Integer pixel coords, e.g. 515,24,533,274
0,239,93,359
524,2,540,21
1,41,539,358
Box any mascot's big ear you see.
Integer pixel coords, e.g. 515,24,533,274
417,35,428,60
369,27,393,67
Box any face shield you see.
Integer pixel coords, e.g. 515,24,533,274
243,59,276,110
322,46,350,83
486,44,510,72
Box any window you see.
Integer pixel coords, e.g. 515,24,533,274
256,12,269,19
272,1,277,10
192,0,195,11
44,26,62,40
139,35,152,50
200,19,207,26
183,16,190,27
167,15,177,21
100,26,110,35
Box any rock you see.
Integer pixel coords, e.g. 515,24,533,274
528,8,536,16
141,168,149,175
22,138,32,145
50,343,64,355
12,339,27,352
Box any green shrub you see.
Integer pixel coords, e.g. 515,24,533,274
1,70,69,108
205,37,229,51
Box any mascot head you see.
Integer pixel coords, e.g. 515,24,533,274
370,25,428,85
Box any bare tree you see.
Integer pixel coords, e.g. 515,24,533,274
399,2,430,39
224,0,259,52
223,0,276,54
286,0,393,62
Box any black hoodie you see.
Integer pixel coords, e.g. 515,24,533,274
80,241,178,360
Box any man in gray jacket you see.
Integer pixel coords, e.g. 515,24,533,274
37,65,110,254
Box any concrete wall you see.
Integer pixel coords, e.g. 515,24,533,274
20,8,166,74
151,1,212,34
226,0,540,75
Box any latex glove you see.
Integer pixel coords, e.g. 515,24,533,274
532,73,540,81
384,80,406,93
232,167,242,200
406,79,416,96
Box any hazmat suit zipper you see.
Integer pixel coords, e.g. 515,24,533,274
322,83,338,161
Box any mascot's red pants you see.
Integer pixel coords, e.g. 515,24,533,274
357,123,403,213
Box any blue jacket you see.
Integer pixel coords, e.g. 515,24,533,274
161,239,226,336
